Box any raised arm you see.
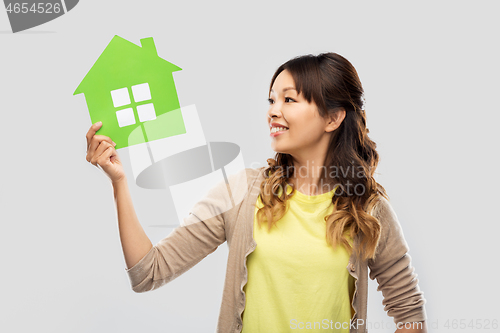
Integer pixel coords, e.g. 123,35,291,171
113,178,154,270
85,121,230,293
367,197,428,332
124,176,232,293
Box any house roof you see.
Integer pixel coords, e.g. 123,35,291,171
74,35,182,95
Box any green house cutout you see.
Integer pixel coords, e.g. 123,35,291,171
74,35,186,149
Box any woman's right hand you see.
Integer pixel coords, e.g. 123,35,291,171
86,122,126,184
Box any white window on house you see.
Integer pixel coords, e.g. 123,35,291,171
110,83,157,127
110,87,131,108
116,108,135,127
137,103,156,122
131,83,152,102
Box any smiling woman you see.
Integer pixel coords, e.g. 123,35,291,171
84,52,427,333
246,53,428,332
260,54,378,259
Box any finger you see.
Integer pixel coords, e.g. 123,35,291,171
86,122,103,150
97,146,115,168
92,135,115,146
87,135,116,162
90,141,113,166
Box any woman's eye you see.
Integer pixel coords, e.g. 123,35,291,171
268,98,275,104
285,97,295,103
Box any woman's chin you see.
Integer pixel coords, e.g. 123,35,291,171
271,145,290,154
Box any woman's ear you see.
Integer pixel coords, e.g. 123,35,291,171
325,108,346,132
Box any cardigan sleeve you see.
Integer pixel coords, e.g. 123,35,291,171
124,176,235,293
367,197,427,325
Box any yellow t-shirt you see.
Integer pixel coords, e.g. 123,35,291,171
242,184,355,332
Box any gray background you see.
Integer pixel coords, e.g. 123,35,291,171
1,1,498,332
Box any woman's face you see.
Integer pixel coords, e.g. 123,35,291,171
267,69,331,157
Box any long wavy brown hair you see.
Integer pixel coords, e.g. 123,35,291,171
256,53,389,262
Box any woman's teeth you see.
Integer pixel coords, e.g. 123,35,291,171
271,127,289,133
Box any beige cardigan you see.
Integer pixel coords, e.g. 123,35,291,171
125,167,427,332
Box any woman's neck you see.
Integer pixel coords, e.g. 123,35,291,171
289,158,334,196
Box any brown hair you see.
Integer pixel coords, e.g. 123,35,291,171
256,53,389,261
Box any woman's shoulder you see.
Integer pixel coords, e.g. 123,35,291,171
245,166,267,176
370,195,410,256
222,166,266,203
371,195,394,220
226,166,266,185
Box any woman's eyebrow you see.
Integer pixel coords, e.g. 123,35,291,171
270,87,297,93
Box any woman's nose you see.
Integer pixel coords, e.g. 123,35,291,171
267,103,282,119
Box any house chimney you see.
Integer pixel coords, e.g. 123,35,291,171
140,37,158,57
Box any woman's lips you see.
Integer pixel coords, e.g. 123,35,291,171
270,129,288,137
